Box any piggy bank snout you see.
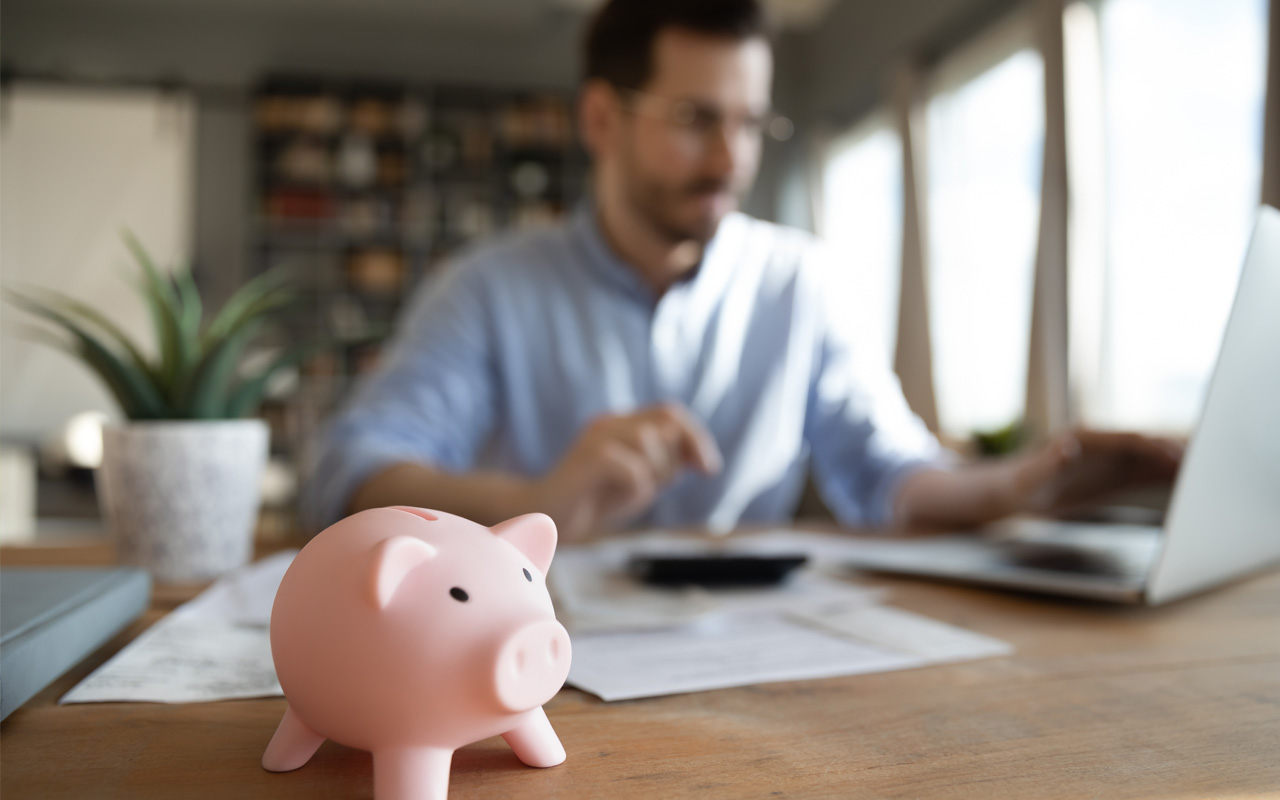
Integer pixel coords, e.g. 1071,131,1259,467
493,620,572,713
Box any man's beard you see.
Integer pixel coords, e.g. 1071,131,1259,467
626,170,739,245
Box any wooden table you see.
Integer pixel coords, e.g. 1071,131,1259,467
3,537,1278,799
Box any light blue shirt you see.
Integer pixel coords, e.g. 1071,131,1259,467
300,205,943,532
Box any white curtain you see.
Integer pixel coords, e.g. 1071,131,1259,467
891,62,940,434
1025,0,1072,439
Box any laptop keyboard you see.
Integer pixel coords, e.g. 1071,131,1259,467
988,522,1163,581
997,540,1147,579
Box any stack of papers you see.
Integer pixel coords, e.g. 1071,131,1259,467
555,530,1013,701
552,536,886,633
60,530,1013,706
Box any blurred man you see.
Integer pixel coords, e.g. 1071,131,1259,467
300,0,1178,539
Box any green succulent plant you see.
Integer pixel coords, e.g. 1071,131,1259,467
5,231,313,420
973,419,1027,457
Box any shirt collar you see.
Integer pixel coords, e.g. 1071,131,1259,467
571,202,653,303
570,200,744,306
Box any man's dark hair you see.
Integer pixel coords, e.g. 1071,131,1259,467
583,0,771,89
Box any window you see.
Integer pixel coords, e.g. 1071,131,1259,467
820,114,903,370
1070,0,1268,432
814,1,1270,441
926,19,1045,438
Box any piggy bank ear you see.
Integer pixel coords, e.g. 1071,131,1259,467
490,513,557,574
367,536,437,610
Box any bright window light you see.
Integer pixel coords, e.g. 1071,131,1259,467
820,114,903,370
927,36,1045,438
1084,0,1267,432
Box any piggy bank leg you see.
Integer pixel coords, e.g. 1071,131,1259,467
373,747,453,800
262,705,326,772
501,707,566,768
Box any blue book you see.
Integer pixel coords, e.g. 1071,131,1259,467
1,566,151,720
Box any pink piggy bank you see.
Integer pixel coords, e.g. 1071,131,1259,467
262,506,572,800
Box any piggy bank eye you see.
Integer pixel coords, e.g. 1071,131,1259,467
523,568,533,582
449,587,469,602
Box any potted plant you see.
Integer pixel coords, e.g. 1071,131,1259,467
6,232,309,582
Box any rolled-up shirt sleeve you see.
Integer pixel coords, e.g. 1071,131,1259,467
803,246,947,528
299,257,497,531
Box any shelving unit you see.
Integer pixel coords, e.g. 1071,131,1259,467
250,75,589,464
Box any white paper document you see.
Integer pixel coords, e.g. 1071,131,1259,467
59,616,282,704
170,550,296,626
792,604,1013,662
568,614,921,701
566,605,1012,702
60,550,296,705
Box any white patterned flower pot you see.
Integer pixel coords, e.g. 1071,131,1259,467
98,420,268,583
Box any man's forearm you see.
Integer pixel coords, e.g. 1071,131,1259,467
892,461,1023,531
347,461,539,526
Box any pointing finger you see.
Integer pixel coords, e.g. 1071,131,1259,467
648,403,723,475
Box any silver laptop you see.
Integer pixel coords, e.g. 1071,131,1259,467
842,205,1280,605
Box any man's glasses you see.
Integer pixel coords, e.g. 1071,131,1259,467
615,86,795,147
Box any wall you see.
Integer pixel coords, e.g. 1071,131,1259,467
0,1,588,90
797,0,1025,127
0,84,193,440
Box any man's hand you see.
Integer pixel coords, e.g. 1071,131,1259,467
895,429,1183,531
1008,430,1183,517
532,403,723,542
